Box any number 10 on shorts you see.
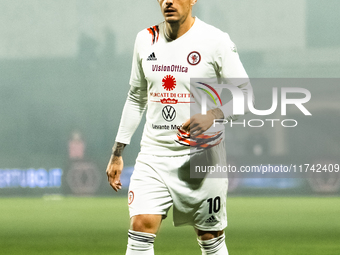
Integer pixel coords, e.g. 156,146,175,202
207,196,221,214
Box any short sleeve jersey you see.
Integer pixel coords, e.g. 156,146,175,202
129,17,248,156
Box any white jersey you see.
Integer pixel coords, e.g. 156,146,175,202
126,17,248,156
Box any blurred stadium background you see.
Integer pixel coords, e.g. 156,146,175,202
0,0,339,254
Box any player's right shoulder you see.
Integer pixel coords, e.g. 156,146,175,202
135,23,162,46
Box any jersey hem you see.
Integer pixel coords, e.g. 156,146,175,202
173,221,228,231
129,211,169,220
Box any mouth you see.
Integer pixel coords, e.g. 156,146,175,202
164,8,176,15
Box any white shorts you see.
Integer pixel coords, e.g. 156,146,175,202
128,143,228,231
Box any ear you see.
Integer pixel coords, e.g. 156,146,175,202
191,0,197,6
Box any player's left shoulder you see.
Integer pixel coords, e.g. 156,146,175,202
195,19,237,56
197,19,233,44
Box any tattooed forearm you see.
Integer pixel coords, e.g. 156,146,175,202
112,142,126,157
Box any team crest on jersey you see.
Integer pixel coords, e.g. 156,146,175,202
162,75,176,91
187,51,201,65
128,191,134,205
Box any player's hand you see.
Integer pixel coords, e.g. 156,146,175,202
106,154,124,192
181,110,214,137
181,108,224,137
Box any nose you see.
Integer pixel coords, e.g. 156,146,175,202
165,0,173,4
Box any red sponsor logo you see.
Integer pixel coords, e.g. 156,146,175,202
160,98,178,104
162,75,176,91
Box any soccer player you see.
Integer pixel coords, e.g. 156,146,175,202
106,0,253,254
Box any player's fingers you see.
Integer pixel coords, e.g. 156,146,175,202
110,182,118,192
107,171,117,189
190,126,203,137
107,175,116,190
115,181,122,190
109,178,121,192
112,181,122,191
113,175,122,189
109,181,116,191
189,120,199,130
181,119,190,132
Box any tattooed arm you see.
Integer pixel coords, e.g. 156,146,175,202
112,141,127,157
106,85,147,191
106,142,127,192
